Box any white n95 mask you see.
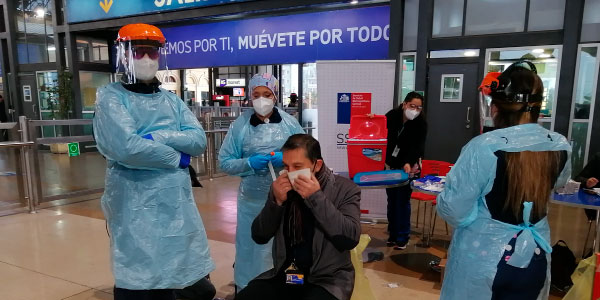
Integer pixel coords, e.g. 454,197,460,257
133,56,159,81
253,97,275,116
404,109,420,120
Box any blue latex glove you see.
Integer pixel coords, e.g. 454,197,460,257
270,151,283,168
142,133,154,141
179,152,191,169
248,154,270,170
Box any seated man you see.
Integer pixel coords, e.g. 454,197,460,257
577,152,600,222
577,152,600,189
236,134,361,300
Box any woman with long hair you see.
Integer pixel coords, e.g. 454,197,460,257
437,61,571,300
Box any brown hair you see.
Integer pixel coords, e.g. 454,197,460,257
492,69,562,220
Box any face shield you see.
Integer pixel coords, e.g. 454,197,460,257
116,40,169,84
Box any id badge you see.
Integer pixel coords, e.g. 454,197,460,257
285,262,304,285
392,146,400,157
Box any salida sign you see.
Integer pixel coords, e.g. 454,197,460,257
66,0,254,23
159,6,390,68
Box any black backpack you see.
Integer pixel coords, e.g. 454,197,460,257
551,240,577,291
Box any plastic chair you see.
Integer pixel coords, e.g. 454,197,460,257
350,234,376,300
412,160,453,245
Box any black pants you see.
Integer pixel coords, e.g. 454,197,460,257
491,233,547,300
175,277,216,300
386,184,412,243
236,276,337,300
113,287,175,300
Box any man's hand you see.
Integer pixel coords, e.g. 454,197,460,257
273,173,292,206
587,177,599,188
294,174,321,199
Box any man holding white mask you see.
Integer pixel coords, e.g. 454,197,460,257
219,73,304,291
93,24,214,300
235,134,361,300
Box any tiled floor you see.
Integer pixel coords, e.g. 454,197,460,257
0,170,588,299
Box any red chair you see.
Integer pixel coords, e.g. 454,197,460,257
412,160,453,246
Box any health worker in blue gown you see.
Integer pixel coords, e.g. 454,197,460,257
218,73,304,290
93,23,214,300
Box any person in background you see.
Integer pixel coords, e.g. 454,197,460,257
288,93,298,107
236,134,361,300
576,152,600,190
218,73,304,291
437,61,571,300
93,23,214,300
384,92,427,250
576,152,600,224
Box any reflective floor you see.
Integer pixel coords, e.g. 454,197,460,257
0,152,590,299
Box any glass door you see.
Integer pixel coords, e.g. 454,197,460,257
398,52,416,106
569,44,600,175
484,46,562,130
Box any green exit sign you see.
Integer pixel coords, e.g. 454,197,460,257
68,142,80,157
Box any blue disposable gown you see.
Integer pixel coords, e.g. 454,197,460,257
93,82,215,290
437,123,571,300
218,108,304,288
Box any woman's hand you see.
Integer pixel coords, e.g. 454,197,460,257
587,177,599,188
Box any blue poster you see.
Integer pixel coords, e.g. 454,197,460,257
66,0,254,23
337,93,352,124
156,6,390,69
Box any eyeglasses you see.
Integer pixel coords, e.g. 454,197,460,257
133,47,160,60
407,104,423,110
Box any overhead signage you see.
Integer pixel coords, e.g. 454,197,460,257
66,0,254,23
216,79,246,87
159,6,390,69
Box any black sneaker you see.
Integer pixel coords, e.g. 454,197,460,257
393,240,409,250
386,241,396,247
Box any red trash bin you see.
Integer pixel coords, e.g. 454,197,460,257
347,115,388,178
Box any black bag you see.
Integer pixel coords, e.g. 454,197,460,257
551,240,577,291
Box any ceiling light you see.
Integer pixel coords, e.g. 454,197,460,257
532,49,545,54
464,50,478,57
539,53,551,58
350,0,359,4
47,46,56,51
35,8,45,18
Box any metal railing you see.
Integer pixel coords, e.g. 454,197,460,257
0,114,318,215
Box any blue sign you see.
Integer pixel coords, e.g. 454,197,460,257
159,6,390,68
66,0,254,23
337,93,352,124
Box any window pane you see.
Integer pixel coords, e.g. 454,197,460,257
487,47,560,119
430,49,479,58
528,0,565,31
80,71,111,111
465,0,526,35
573,47,598,120
570,122,590,176
400,54,416,102
302,63,318,138
582,0,600,42
432,0,464,37
281,64,299,107
15,1,54,64
403,0,419,50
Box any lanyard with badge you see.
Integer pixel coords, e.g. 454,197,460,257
391,126,405,158
285,259,304,285
285,201,305,285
